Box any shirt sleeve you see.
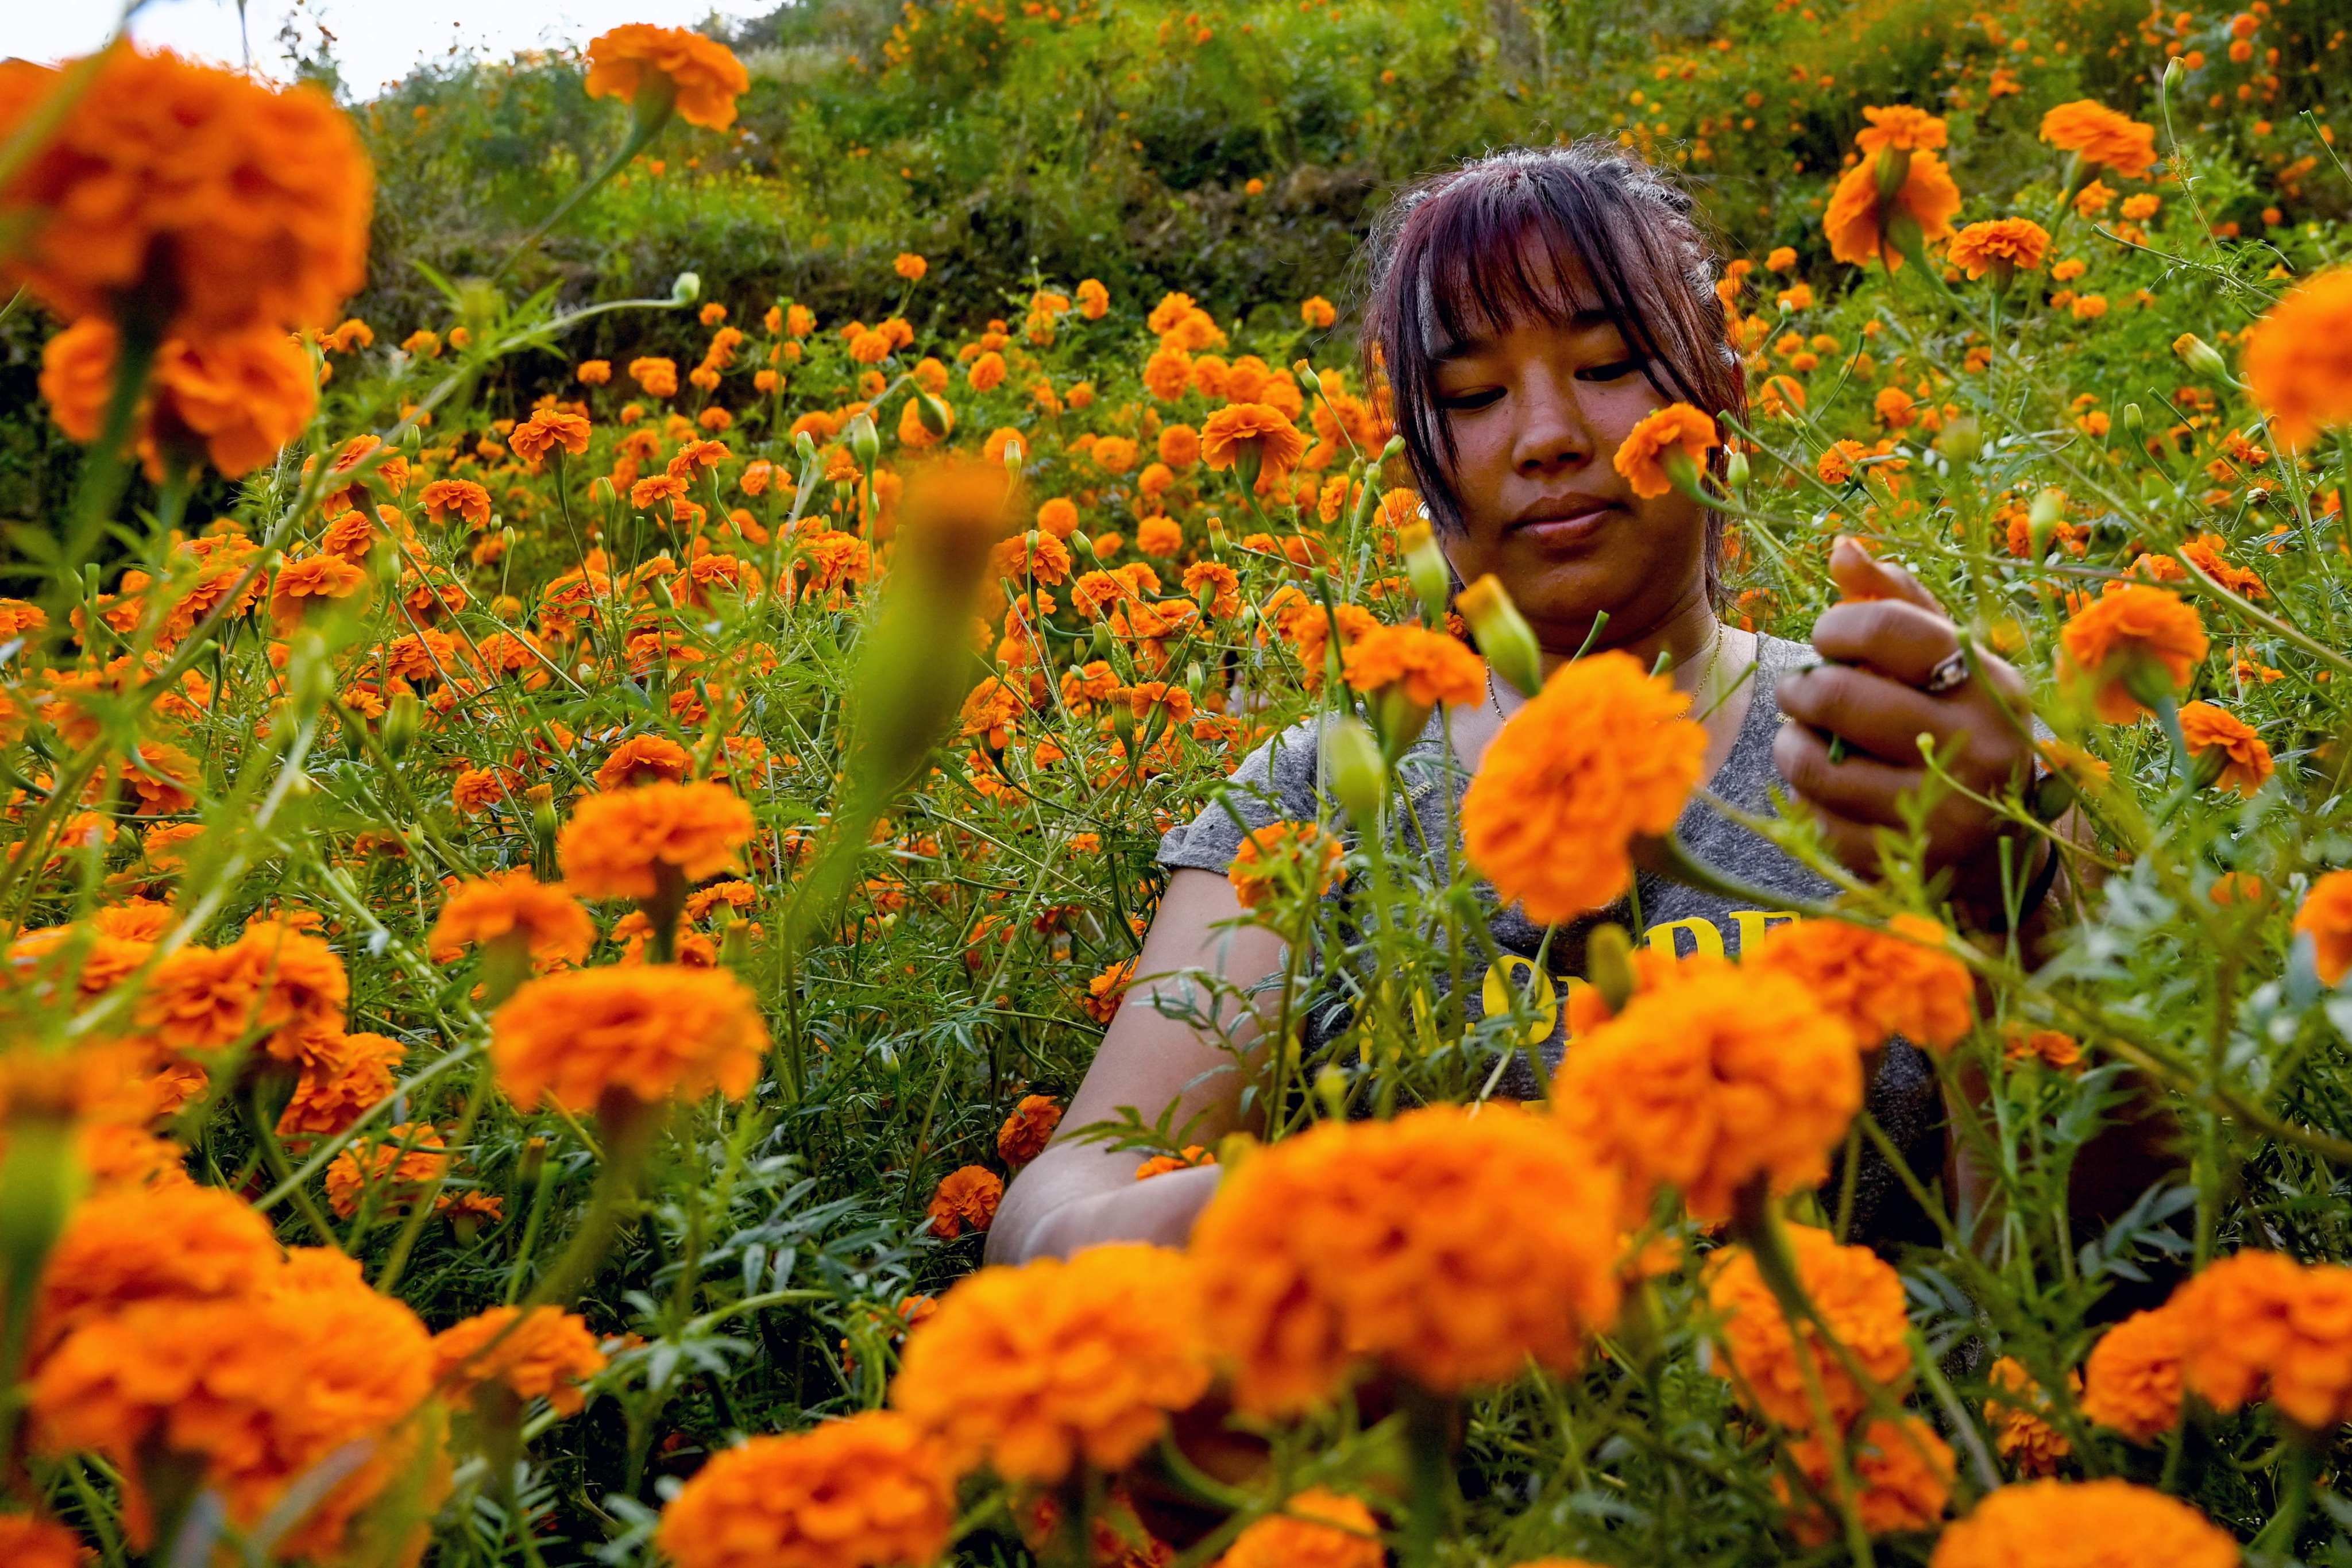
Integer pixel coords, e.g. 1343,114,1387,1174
1154,718,1327,876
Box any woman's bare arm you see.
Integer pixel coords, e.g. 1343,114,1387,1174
987,868,1288,1264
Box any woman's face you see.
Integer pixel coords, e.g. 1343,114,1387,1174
1427,267,1710,657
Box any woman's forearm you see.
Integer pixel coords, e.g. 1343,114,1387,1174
987,1153,1222,1264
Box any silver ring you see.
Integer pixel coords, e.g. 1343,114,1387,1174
1921,650,1970,695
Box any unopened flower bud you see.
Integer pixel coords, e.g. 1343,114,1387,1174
1320,717,1388,823
795,430,819,462
401,423,423,456
2173,332,2229,381
1455,573,1543,701
1314,1065,1348,1118
1723,448,1751,489
1294,361,1322,396
383,692,422,759
1070,530,1096,561
2029,487,2067,558
1586,923,1637,1013
670,271,702,304
914,391,952,437
1002,438,1024,470
1934,417,1980,465
589,476,618,508
1400,521,1452,625
2122,402,2144,440
845,412,880,468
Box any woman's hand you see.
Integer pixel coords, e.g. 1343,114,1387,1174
1772,537,2041,911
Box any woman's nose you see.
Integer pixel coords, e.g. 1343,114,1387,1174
1512,374,1595,473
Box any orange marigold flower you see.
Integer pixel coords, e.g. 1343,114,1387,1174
1855,104,1949,152
1984,1355,2077,1477
2178,701,2273,795
1216,1489,1383,1568
511,408,592,469
1947,218,2053,280
596,733,693,791
1929,1480,2236,1568
1227,820,1345,910
1779,1416,1953,1545
42,319,317,480
1558,960,1860,1221
1706,1223,1911,1428
2294,869,2352,986
491,963,767,1115
1462,650,1705,925
0,49,370,334
584,24,750,130
556,780,755,900
0,1516,87,1568
277,1029,406,1141
2056,584,2207,723
995,1094,1064,1165
1083,957,1134,1025
1747,914,1975,1052
1134,1144,1216,1180
1612,403,1720,498
2080,1303,2188,1442
2242,267,2352,450
1199,401,1309,476
419,478,492,527
323,1120,448,1219
2003,1026,2082,1071
432,1306,607,1416
1189,1103,1622,1416
891,1243,1211,1482
31,1182,281,1360
1339,622,1485,708
2172,1250,2352,1428
926,1164,1005,1239
1824,150,1961,270
2039,100,2161,179
268,551,368,632
656,1412,955,1568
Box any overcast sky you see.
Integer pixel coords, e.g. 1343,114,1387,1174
7,0,774,97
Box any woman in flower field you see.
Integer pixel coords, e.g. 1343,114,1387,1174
992,141,2148,1263
10,3,2352,1566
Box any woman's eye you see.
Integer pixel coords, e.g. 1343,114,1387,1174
1438,388,1504,411
1576,358,1646,383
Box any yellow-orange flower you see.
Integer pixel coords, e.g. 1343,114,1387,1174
1199,402,1309,476
2294,869,2352,986
1706,1223,1911,1428
31,1182,282,1360
1779,1416,1952,1545
927,1164,1004,1238
1947,218,2052,280
1339,623,1485,707
2056,584,2207,723
1188,1103,1622,1416
278,1029,406,1141
1747,914,1975,1053
891,1243,1211,1482
1227,820,1345,910
1824,149,1961,269
2242,267,2352,450
1559,959,1860,1221
1929,1480,2236,1568
0,49,371,334
584,24,751,130
2080,1302,2188,1442
2172,1249,2352,1428
2039,101,2160,179
41,319,317,480
1612,403,1720,499
1462,650,1705,925
0,1516,87,1568
1854,104,1949,152
1216,1490,1384,1568
269,551,368,632
656,1412,955,1568
2179,701,2273,795
433,1306,607,1416
491,963,767,1115
323,1120,448,1219
557,780,755,899
1984,1355,2077,1477
510,408,592,469
428,869,597,965
995,1093,1063,1165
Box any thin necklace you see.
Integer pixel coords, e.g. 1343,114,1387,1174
1489,621,1731,720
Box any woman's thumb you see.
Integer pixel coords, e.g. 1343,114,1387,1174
1829,534,1944,613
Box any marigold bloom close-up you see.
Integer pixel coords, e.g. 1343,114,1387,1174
1928,1480,2237,1568
2295,869,2352,986
1557,960,1861,1221
1198,401,1310,477
656,1412,956,1568
1216,1489,1385,1568
1946,218,2052,280
1983,1355,2076,1477
2038,100,2160,179
926,1164,1004,1238
2080,1303,2188,1442
491,963,768,1115
1612,403,1720,499
0,1516,87,1568
1339,621,1486,708
42,318,317,479
433,1305,608,1416
1227,819,1346,910
2178,700,2274,796
1747,913,1975,1053
2241,267,2352,450
1779,1416,1953,1545
1706,1223,1913,1429
891,1242,1211,1481
509,408,592,469
1462,650,1705,925
2056,584,2208,723
30,1181,283,1359
1824,148,1961,269
584,24,752,130
994,1092,1063,1165
556,779,756,899
2171,1249,2352,1429
1189,1102,1623,1416
428,868,597,966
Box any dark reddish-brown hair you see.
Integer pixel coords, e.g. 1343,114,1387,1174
1354,141,1745,603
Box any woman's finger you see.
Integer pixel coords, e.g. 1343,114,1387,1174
1776,662,1961,765
1809,598,1962,685
1829,534,1945,614
1805,808,1888,876
1772,721,1918,827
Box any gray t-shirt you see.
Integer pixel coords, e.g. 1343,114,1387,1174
1155,632,1942,1248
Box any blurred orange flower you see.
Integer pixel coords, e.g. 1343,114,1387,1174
2039,101,2160,179
1747,914,1975,1053
656,1413,954,1568
491,963,767,1114
432,1305,607,1416
557,780,755,900
1930,1480,2235,1568
1707,1223,1911,1428
584,24,751,131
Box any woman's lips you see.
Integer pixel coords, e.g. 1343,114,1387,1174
1507,504,1617,547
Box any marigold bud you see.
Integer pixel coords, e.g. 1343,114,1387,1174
1319,717,1387,822
1455,573,1543,700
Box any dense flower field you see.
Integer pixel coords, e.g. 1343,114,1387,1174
3,3,2352,1565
